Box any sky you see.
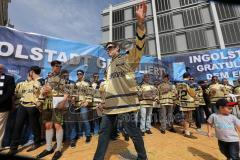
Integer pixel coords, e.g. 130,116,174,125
9,0,128,45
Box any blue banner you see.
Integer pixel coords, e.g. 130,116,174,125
162,48,240,84
3,26,238,84
0,27,110,82
0,27,166,83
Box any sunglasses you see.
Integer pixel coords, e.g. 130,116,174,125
106,45,115,51
55,65,62,68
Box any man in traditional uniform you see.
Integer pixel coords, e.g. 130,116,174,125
9,66,43,155
74,70,92,143
152,80,161,125
90,73,102,135
193,80,207,131
222,78,233,95
60,70,77,148
138,73,157,135
206,76,226,113
157,74,176,134
93,2,147,159
188,77,204,132
36,60,69,160
176,74,196,138
98,71,122,140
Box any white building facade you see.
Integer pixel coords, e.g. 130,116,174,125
101,0,240,59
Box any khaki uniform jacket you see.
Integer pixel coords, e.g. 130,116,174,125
206,83,226,104
75,80,92,107
138,82,157,108
224,84,233,95
18,79,41,107
38,74,67,110
91,82,102,109
15,80,28,106
195,86,205,106
99,80,107,101
103,27,146,115
176,82,196,111
157,82,176,107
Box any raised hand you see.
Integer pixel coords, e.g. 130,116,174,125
136,0,147,29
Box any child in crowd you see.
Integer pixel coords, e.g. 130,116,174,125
207,98,240,160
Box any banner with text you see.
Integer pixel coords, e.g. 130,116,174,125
162,48,240,83
0,27,167,83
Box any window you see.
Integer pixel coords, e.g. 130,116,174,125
215,3,237,20
132,5,136,18
113,10,124,24
221,22,240,45
170,0,180,9
102,14,109,27
144,39,149,55
205,29,217,47
133,22,137,37
173,13,184,29
146,3,152,16
201,7,212,23
182,7,202,27
176,34,188,51
159,34,176,53
125,25,133,39
102,28,109,43
146,20,154,34
148,39,157,56
155,0,171,12
157,14,173,32
124,8,132,21
186,29,207,49
179,0,198,7
113,26,125,41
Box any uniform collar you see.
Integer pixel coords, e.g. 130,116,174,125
77,79,84,83
52,72,60,77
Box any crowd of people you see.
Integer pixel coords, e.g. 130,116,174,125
0,60,240,160
0,1,239,160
